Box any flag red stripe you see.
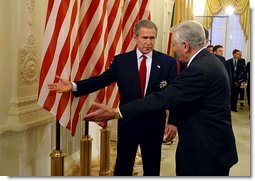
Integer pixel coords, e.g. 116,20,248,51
105,23,121,104
139,0,149,18
75,11,106,80
39,0,151,135
38,0,70,96
107,23,122,68
43,1,78,112
70,1,100,74
122,0,138,27
121,13,139,52
70,96,87,135
45,0,55,27
107,0,120,31
113,91,120,108
70,1,108,134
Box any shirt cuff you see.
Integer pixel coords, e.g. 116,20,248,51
117,107,123,118
72,82,77,92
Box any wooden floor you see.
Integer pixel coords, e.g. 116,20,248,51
67,101,251,176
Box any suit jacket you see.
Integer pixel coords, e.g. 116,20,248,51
215,54,232,84
227,58,246,85
73,49,178,142
119,48,238,175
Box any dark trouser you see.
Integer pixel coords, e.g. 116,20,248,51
231,85,240,110
239,87,245,101
175,148,231,176
247,82,250,109
114,122,164,176
176,168,230,176
114,142,162,176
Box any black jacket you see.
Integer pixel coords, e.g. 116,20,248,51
120,48,238,175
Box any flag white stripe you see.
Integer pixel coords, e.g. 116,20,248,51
39,0,75,109
38,0,151,135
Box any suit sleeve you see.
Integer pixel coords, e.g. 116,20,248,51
224,60,232,86
73,58,118,97
119,66,207,121
166,57,178,126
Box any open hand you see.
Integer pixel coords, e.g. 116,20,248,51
83,102,115,122
48,75,72,93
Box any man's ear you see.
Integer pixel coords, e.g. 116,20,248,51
133,34,138,41
183,41,190,53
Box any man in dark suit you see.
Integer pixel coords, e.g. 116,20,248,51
48,19,178,176
84,20,238,176
246,61,250,109
213,45,232,85
227,49,246,112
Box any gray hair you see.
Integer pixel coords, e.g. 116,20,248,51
171,20,205,49
133,19,158,37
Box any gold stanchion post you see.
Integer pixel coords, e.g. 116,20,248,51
99,127,112,176
50,121,65,176
50,150,65,176
80,121,93,176
80,135,93,175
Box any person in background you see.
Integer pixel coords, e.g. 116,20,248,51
48,19,178,176
213,45,232,84
83,20,238,176
238,51,247,108
246,61,250,110
207,45,214,53
227,49,247,112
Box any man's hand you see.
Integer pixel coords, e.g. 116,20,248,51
163,124,177,142
83,102,115,122
48,75,72,93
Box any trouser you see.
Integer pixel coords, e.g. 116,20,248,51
114,140,162,176
239,88,245,106
231,85,240,110
247,82,250,109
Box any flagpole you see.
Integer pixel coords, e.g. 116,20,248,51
80,121,93,175
99,122,112,176
85,121,89,135
50,120,65,176
56,120,60,150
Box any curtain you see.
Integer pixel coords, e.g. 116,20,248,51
169,0,194,73
203,0,249,40
167,0,194,73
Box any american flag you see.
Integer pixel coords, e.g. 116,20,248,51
38,0,151,136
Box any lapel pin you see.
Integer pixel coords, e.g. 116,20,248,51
157,65,161,69
159,80,167,88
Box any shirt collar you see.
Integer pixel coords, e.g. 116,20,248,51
136,49,153,60
187,47,206,67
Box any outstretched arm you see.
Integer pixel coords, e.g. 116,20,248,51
83,102,119,122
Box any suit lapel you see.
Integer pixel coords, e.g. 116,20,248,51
146,50,161,95
129,51,143,96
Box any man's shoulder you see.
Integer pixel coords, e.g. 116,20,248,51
115,50,135,59
240,58,246,62
153,50,176,61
